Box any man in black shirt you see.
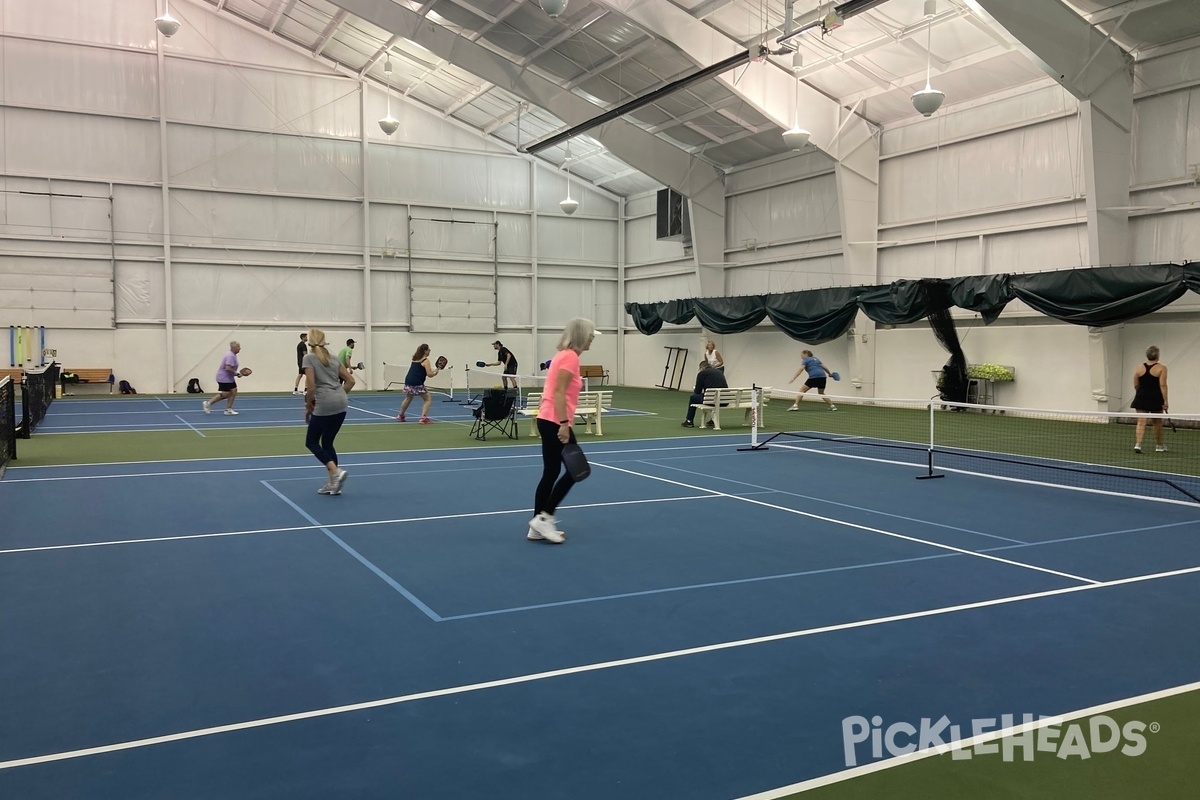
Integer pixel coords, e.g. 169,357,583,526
488,340,519,390
682,361,728,427
292,332,308,395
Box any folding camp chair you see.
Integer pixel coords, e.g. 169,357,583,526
470,388,519,441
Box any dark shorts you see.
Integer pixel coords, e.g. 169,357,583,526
504,366,518,375
1133,404,1164,414
218,382,237,392
805,377,827,390
298,366,306,375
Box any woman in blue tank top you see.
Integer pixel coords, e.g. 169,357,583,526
396,343,439,424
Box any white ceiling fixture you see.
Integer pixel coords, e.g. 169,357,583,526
782,52,811,150
560,141,579,215
912,0,946,117
379,56,400,136
540,0,568,18
155,0,181,37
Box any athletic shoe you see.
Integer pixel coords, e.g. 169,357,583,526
786,404,799,411
396,413,406,422
224,409,239,416
1134,445,1143,453
705,420,715,428
527,512,564,544
293,389,302,396
829,405,838,411
681,421,694,427
1156,445,1168,453
331,469,348,494
318,482,336,495
202,400,211,414
419,417,433,424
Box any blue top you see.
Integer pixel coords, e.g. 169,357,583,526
405,359,430,387
802,356,826,379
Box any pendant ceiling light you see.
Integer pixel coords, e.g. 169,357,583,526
781,53,810,151
911,0,945,117
155,0,181,37
379,56,400,136
560,142,579,216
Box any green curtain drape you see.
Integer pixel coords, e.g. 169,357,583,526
624,262,1198,342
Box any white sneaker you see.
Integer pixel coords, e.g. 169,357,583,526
786,404,799,411
331,468,348,494
527,512,564,543
317,482,335,495
202,400,211,414
829,405,838,411
1134,445,1143,453
224,409,239,416
1156,445,1168,453
293,389,302,396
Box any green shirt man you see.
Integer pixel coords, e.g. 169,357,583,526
338,339,356,371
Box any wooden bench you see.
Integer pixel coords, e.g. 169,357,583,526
691,387,767,431
521,390,615,436
62,368,114,394
0,368,23,385
580,364,609,386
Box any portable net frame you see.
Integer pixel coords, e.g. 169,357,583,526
465,367,547,410
382,362,457,402
746,387,1200,504
17,362,59,439
0,377,16,477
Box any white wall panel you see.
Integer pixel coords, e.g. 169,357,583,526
1132,208,1200,265
113,185,164,242
624,216,685,264
535,168,619,217
0,0,156,50
985,226,1089,275
536,277,606,328
878,239,980,282
409,207,494,258
623,274,700,304
497,212,531,260
165,60,359,138
1,38,157,117
363,86,508,152
370,145,529,209
169,190,362,249
1132,88,1200,187
170,263,362,324
881,118,1080,225
538,217,618,263
167,126,361,197
497,275,531,327
0,256,113,329
369,270,410,327
2,107,159,182
726,254,845,294
726,173,840,250
115,261,164,321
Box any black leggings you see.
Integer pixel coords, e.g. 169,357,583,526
306,411,346,465
534,417,577,516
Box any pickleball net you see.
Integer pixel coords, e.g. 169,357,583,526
747,386,1200,504
465,367,547,409
0,376,16,477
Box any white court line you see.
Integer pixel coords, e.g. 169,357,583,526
174,416,205,438
349,403,397,420
737,679,1200,799
595,462,1101,585
0,442,736,482
0,495,722,554
3,564,1197,772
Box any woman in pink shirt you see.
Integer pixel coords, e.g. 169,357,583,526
528,318,597,544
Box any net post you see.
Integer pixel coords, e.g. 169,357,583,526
915,400,944,480
738,385,769,451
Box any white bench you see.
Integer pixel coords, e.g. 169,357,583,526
522,390,615,436
691,387,766,430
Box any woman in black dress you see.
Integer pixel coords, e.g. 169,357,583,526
1131,345,1169,454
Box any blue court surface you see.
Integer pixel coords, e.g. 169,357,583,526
2,435,1200,798
23,393,649,435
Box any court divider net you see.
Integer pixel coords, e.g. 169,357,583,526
17,362,59,439
747,386,1200,503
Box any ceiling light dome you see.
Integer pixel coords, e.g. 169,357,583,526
782,127,811,150
540,0,568,17
911,85,945,117
559,197,579,215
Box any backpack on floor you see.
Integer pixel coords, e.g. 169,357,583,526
118,379,137,395
186,377,203,394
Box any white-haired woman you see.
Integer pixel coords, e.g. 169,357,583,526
203,340,250,416
528,318,597,544
303,328,355,495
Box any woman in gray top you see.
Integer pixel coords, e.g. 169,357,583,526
302,328,356,495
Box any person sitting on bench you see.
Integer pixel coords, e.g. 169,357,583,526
682,361,728,428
